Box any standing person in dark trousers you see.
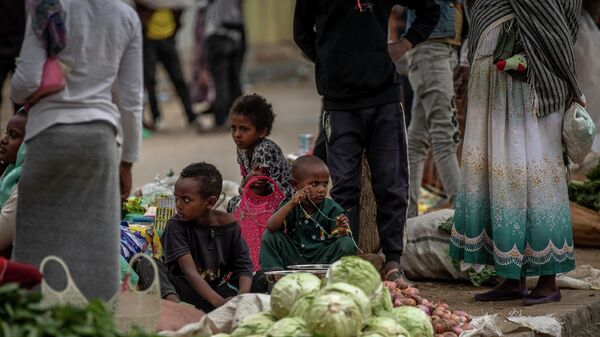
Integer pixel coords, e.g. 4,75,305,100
204,0,245,131
389,5,414,127
135,3,198,131
294,0,439,285
0,0,25,115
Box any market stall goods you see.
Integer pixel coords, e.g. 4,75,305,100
214,256,474,337
382,281,473,337
269,272,321,319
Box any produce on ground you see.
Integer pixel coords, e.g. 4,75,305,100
263,317,312,337
383,307,433,337
289,292,315,318
269,272,321,319
302,291,365,337
382,281,473,337
361,315,411,337
0,283,159,337
222,256,474,337
319,282,372,318
568,160,600,211
327,256,382,299
371,286,394,314
230,312,278,337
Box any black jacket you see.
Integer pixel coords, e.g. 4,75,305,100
294,0,440,110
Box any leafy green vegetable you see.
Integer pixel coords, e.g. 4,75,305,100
264,317,312,337
437,216,453,233
327,256,382,300
384,306,433,337
303,292,365,337
290,293,315,318
362,315,410,337
123,196,145,214
568,159,600,211
320,283,371,319
371,287,393,314
0,283,160,337
231,311,277,337
270,272,321,319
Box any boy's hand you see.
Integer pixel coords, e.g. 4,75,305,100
211,295,227,308
245,167,270,195
334,214,350,236
292,187,310,205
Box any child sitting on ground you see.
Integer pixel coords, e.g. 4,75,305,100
160,162,253,312
227,94,292,213
260,155,356,269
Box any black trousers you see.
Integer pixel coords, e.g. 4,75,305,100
205,35,243,126
143,36,196,123
325,101,409,263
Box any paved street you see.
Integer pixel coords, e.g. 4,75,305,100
132,81,321,189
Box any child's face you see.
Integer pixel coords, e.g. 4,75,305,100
174,177,216,222
230,113,267,151
0,115,26,165
293,164,330,205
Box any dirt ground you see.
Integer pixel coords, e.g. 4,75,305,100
415,247,600,336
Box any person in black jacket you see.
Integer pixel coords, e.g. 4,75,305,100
294,0,439,285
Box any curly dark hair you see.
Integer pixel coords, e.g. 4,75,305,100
180,162,223,198
229,93,276,136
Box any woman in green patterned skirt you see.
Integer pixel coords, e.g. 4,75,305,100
449,0,584,306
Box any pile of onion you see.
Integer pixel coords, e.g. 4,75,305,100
382,281,473,337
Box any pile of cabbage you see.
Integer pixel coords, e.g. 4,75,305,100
217,256,434,337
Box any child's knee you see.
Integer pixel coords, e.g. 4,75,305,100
261,230,283,245
336,236,357,256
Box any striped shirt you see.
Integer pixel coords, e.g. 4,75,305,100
468,0,583,117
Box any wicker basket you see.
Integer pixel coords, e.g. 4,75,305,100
155,196,175,236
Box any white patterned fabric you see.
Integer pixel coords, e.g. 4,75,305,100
449,18,575,279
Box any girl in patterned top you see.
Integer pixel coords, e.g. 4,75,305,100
227,94,293,213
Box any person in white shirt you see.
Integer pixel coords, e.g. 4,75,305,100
10,0,143,301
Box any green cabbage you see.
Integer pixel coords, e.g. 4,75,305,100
320,282,372,318
270,272,322,319
290,293,315,318
361,333,386,337
211,334,231,337
386,306,434,337
303,291,365,337
362,315,411,337
264,317,312,337
371,287,393,314
327,256,382,299
231,311,277,337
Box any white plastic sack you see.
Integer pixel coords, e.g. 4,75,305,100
215,180,239,212
160,293,271,337
462,313,562,337
575,11,600,152
402,210,469,281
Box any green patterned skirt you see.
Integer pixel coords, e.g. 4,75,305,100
449,17,575,279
